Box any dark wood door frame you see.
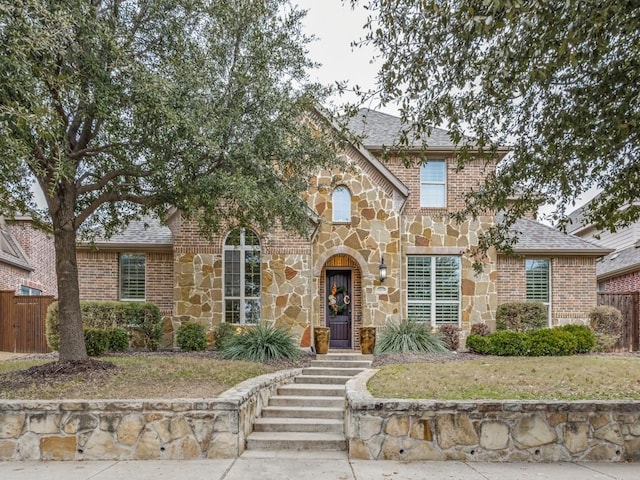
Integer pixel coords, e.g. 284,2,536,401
326,269,352,348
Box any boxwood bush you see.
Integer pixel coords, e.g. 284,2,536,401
46,301,162,351
176,322,207,351
84,328,110,357
466,325,596,356
496,302,547,332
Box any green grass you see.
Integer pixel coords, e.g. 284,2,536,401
368,355,640,401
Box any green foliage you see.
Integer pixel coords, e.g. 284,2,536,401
354,0,640,248
176,323,208,352
45,301,161,351
221,324,299,362
559,324,596,354
496,302,547,332
107,328,130,352
467,326,595,356
438,324,460,351
214,322,239,351
84,328,110,357
375,320,448,354
470,323,492,337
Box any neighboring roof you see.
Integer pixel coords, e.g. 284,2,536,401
596,243,640,279
506,217,613,256
347,108,456,150
80,215,172,250
0,228,33,271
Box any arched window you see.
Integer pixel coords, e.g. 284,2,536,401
332,186,351,222
224,228,261,324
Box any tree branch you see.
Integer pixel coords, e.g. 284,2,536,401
75,191,162,228
76,167,153,195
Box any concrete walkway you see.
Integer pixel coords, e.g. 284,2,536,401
0,451,636,480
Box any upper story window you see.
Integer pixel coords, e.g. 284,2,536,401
120,254,145,300
407,255,460,326
332,186,351,223
224,228,261,324
420,160,446,207
20,286,41,296
526,258,550,321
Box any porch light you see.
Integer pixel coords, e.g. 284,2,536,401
379,256,387,283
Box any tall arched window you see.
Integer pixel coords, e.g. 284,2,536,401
332,186,351,222
224,228,261,324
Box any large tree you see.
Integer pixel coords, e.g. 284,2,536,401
0,0,340,362
354,0,640,247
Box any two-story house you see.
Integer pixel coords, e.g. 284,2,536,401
77,109,609,349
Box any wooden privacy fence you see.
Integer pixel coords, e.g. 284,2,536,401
597,291,640,352
0,290,54,353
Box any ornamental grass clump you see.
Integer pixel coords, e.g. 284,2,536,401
375,320,448,354
221,324,299,362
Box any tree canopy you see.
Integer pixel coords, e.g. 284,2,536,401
0,0,340,361
354,0,640,245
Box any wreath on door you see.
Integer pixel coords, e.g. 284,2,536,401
328,282,350,316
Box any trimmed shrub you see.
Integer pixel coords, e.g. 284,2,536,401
470,322,491,337
589,306,624,353
84,328,110,357
107,328,130,352
559,324,596,353
46,301,162,351
177,322,207,351
221,324,299,362
465,334,490,354
438,324,460,351
496,302,547,332
484,330,530,356
527,328,578,356
375,320,448,354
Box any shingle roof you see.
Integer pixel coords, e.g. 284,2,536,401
89,215,172,246
346,108,456,149
596,243,640,278
506,217,612,255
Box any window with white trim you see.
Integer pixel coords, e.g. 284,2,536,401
224,228,261,324
526,259,550,320
407,256,460,326
420,160,446,207
120,254,145,300
332,186,351,222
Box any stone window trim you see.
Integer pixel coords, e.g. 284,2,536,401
331,185,352,224
119,253,146,301
525,258,552,326
420,159,447,208
224,228,261,325
407,254,461,327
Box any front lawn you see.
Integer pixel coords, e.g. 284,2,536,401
368,354,640,401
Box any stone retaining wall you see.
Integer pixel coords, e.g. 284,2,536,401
0,369,298,461
346,370,640,462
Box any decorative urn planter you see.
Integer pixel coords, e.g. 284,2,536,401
313,327,330,354
359,326,376,354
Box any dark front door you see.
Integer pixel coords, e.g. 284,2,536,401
326,270,352,348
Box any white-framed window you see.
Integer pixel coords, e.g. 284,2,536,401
525,258,551,322
19,285,41,296
332,185,351,222
407,255,460,326
224,228,261,324
120,254,145,300
420,160,447,207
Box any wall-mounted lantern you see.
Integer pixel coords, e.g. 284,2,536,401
379,255,387,283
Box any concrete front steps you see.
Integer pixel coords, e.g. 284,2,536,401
246,353,372,452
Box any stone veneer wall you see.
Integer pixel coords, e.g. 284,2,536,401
346,371,640,462
0,370,298,461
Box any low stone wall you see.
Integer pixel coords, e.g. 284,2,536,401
0,369,299,461
346,370,640,462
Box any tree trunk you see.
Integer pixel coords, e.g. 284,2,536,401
52,199,88,362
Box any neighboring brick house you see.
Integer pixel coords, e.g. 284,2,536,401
0,216,57,297
76,109,610,349
567,200,640,293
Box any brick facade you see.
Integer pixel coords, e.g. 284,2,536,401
0,220,57,296
599,270,640,293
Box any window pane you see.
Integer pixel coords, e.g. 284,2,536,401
245,251,260,297
526,259,549,302
244,230,260,246
435,257,459,300
225,299,240,323
120,254,145,300
420,185,446,207
245,299,261,324
224,228,261,324
332,186,351,222
407,256,431,301
408,303,431,322
225,229,241,246
435,304,459,324
224,250,241,296
421,161,446,182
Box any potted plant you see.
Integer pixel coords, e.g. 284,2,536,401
313,326,330,354
359,326,376,354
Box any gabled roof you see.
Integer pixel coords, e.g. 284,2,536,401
506,217,613,256
79,215,172,250
0,226,33,271
596,242,640,279
347,108,456,150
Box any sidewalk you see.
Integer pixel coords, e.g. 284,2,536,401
0,451,636,480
